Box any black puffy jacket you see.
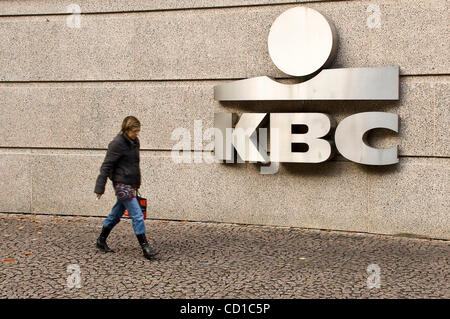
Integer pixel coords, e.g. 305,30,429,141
94,133,141,195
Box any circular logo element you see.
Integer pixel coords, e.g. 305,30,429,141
268,7,338,77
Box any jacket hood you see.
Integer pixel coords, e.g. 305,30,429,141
119,133,140,147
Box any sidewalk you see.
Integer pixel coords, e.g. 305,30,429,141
0,213,448,299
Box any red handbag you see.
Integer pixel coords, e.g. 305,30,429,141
124,190,147,219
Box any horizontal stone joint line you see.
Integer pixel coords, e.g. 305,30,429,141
1,147,449,162
0,0,348,18
0,211,447,242
0,74,449,85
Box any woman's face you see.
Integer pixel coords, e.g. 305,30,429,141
126,127,140,140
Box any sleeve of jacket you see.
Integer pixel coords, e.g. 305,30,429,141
94,139,124,194
137,169,141,189
137,140,141,189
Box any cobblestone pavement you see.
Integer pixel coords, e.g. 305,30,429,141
0,213,448,299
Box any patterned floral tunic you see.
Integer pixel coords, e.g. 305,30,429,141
113,182,136,202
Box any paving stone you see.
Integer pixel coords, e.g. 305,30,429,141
0,213,448,298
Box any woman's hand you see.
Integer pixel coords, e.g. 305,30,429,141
96,193,102,200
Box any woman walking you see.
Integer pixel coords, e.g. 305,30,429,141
94,116,158,260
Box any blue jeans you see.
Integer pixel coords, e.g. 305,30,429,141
102,197,146,235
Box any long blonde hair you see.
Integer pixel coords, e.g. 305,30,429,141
119,116,141,135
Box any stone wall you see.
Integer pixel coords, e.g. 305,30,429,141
1,0,448,239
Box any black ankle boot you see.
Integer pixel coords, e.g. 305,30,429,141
96,226,114,253
136,234,158,260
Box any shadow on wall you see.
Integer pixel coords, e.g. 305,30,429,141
279,161,399,177
220,99,398,115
